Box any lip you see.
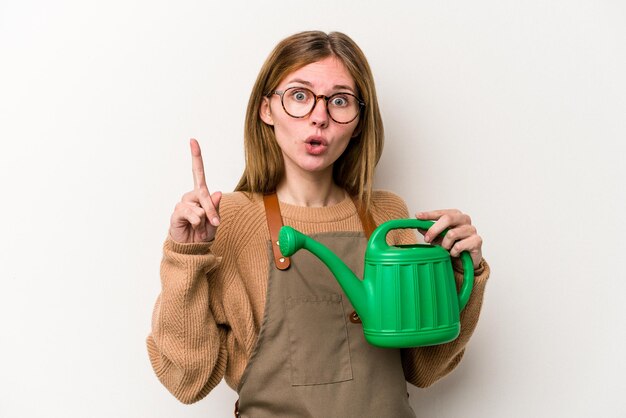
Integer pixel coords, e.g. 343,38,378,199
304,135,328,155
305,135,328,146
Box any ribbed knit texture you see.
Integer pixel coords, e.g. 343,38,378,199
147,190,489,404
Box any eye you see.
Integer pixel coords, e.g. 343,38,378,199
289,89,311,102
330,94,350,107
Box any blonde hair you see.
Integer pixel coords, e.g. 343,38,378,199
235,31,384,211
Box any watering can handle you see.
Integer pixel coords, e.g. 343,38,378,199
368,218,438,249
369,219,474,311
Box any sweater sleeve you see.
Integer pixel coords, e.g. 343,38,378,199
146,237,228,404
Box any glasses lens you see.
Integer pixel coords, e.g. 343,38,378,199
282,88,315,118
281,87,362,123
327,93,360,123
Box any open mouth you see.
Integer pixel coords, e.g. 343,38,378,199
305,136,328,155
305,136,328,146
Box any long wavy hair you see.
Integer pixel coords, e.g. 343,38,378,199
235,31,384,211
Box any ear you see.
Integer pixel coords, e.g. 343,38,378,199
259,97,274,126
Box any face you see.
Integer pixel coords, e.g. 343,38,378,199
260,56,360,179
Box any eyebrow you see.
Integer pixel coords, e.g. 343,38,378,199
286,78,356,93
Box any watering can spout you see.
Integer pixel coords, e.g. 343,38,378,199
279,226,368,315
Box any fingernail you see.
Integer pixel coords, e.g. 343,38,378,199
424,234,430,243
212,217,220,226
416,212,424,218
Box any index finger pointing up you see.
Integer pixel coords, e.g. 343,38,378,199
190,138,206,189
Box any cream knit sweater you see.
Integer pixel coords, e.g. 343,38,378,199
147,190,489,404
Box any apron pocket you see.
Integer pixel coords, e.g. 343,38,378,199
285,293,353,386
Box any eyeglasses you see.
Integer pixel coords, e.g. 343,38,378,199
271,87,365,124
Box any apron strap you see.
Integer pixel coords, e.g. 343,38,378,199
263,193,291,270
263,192,377,270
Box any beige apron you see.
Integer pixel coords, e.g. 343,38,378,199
235,195,415,418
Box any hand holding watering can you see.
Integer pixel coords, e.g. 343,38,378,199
416,209,483,269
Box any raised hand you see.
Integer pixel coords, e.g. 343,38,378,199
169,138,222,243
416,209,483,268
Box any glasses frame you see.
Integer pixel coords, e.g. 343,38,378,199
271,87,366,124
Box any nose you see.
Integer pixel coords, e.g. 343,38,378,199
309,96,329,128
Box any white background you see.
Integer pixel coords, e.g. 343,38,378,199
1,1,625,417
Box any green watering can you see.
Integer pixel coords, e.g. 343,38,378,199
278,219,474,348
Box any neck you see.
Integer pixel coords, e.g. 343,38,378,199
276,170,346,207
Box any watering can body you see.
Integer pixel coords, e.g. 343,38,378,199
279,219,474,348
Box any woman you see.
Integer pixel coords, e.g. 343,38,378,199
147,31,489,417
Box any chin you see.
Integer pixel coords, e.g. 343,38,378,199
297,160,334,173
293,155,329,170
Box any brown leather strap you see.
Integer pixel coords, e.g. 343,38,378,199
263,193,374,270
351,195,376,239
263,193,290,270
